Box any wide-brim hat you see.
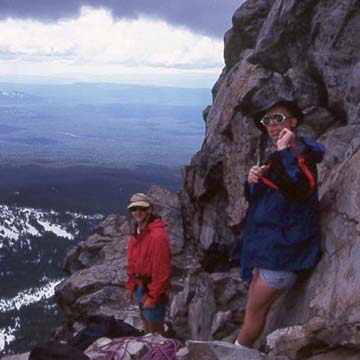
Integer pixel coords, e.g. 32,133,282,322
127,193,152,209
252,97,304,132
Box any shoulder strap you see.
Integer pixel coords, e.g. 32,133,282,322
290,139,316,196
260,162,279,190
259,140,316,196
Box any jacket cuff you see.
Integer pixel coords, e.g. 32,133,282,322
125,279,137,291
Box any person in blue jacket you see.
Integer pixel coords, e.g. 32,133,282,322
235,99,325,348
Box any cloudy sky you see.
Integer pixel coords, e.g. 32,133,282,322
0,1,243,86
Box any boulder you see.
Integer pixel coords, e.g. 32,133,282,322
170,269,248,341
224,0,273,70
147,185,184,255
177,340,265,360
266,318,360,359
0,354,30,360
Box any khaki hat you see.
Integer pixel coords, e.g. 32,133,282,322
127,193,152,209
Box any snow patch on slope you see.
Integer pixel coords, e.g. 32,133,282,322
0,279,62,351
0,279,62,313
0,317,20,353
0,205,102,248
37,219,73,239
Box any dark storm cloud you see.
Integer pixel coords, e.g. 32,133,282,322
0,0,242,38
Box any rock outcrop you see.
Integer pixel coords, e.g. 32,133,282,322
1,354,30,360
177,340,265,360
53,0,360,359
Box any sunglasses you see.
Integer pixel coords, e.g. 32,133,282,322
260,113,292,126
130,206,148,212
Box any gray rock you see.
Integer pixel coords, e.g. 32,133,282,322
211,67,228,102
176,346,191,358
1,354,30,360
302,106,337,134
224,0,273,70
170,272,216,341
210,311,232,338
266,319,360,359
207,270,248,339
188,273,216,341
63,214,128,275
178,340,265,360
213,273,247,310
305,351,360,360
203,105,211,123
148,185,184,255
317,125,360,193
55,214,129,322
309,0,360,126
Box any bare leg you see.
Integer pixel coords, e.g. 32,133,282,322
139,307,151,334
142,318,151,333
237,267,283,347
140,312,165,336
148,321,166,336
139,302,166,336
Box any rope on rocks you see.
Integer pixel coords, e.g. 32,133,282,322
141,338,182,360
94,335,183,360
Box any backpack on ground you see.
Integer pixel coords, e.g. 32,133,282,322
29,340,89,360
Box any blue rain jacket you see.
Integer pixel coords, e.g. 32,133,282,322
240,136,325,283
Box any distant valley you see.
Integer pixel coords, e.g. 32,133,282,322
0,83,207,169
0,82,208,355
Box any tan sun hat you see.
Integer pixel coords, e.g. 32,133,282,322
127,193,152,209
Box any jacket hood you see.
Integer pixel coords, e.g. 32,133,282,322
132,217,167,236
147,218,167,231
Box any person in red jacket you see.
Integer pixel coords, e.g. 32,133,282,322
125,192,171,336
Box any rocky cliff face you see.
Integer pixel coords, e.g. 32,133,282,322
54,1,360,359
182,0,360,357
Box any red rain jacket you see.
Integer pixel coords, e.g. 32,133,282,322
125,218,171,307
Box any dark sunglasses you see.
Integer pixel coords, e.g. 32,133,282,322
130,206,148,212
260,113,292,126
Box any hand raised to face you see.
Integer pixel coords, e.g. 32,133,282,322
277,128,295,150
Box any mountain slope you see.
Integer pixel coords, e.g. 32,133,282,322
0,205,103,355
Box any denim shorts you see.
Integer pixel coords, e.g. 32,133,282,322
135,286,166,323
260,268,297,289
